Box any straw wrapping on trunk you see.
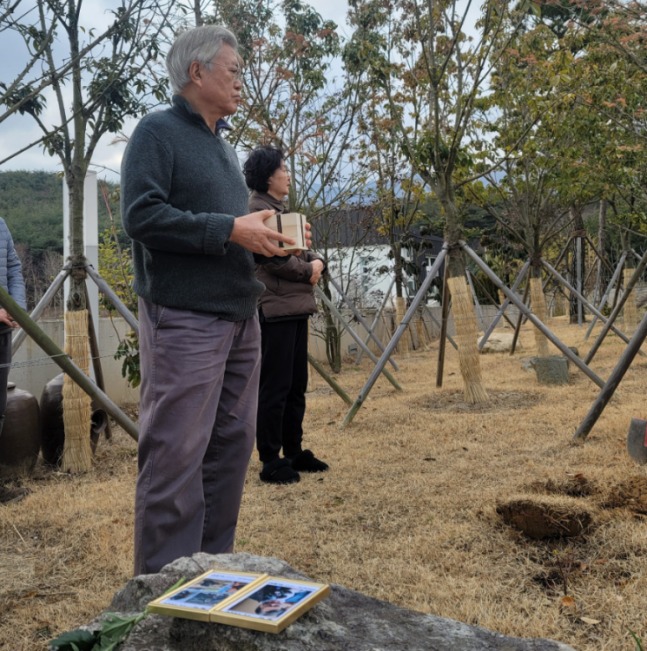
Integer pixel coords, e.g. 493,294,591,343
62,309,93,473
394,296,412,355
622,267,638,333
447,275,488,404
530,277,549,357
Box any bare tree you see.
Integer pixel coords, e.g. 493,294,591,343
212,0,367,370
0,0,175,470
345,0,532,402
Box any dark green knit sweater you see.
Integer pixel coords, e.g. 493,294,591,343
121,95,264,320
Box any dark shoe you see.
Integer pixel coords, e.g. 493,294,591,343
290,449,329,473
259,458,300,484
0,486,29,504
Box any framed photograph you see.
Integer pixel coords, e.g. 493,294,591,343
147,569,330,633
147,570,262,622
215,576,330,633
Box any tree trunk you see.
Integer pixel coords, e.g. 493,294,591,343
529,268,549,357
569,206,586,324
62,170,92,472
446,265,488,404
623,266,638,333
320,279,342,373
61,309,93,472
442,181,488,404
593,199,607,305
394,295,411,354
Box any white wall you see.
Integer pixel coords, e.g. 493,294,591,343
325,244,400,309
325,244,441,310
9,304,511,404
10,317,139,405
9,309,438,404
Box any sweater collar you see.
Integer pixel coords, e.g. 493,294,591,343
250,190,285,213
171,95,233,134
217,118,233,133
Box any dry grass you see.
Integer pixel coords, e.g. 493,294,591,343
2,316,647,651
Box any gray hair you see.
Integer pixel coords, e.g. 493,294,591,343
166,25,238,94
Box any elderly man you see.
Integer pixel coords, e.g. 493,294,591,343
121,25,294,575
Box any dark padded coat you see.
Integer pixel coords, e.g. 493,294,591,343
248,191,324,320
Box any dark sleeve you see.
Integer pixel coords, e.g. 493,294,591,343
249,193,290,266
306,250,326,273
121,122,234,256
261,253,323,283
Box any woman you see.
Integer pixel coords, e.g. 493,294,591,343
243,146,329,484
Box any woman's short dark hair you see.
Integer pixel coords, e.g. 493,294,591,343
243,146,285,192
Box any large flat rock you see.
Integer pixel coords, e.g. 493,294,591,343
71,553,576,651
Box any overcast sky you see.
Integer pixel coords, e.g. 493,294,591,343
0,0,350,184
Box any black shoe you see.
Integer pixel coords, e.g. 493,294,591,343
259,458,300,484
0,486,29,504
290,449,329,472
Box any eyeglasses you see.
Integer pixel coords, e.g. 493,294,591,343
209,61,243,80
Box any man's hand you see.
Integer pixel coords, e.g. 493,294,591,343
310,259,324,285
0,308,18,328
230,210,296,257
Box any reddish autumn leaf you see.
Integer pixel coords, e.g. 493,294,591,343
561,595,577,609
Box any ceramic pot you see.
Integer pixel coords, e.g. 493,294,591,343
0,382,41,478
40,373,108,467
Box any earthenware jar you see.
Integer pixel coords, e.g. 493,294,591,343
40,373,107,466
0,382,41,478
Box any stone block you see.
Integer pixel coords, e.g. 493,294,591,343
534,356,569,385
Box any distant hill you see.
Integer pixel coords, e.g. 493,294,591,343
0,170,121,255
0,170,65,254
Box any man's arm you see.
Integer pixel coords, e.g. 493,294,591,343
121,123,294,257
230,212,295,257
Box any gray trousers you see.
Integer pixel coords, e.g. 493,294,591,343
134,299,260,575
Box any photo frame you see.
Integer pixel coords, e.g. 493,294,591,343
147,569,330,634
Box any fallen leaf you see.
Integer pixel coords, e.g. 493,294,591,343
561,595,577,609
580,617,600,625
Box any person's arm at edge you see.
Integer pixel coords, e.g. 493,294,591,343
4,222,26,309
